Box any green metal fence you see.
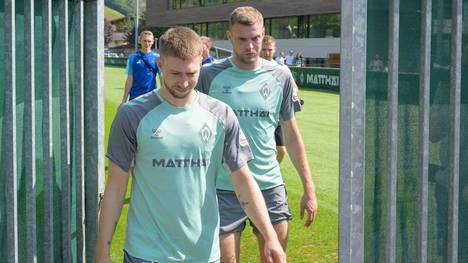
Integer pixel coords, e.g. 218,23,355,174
0,0,105,262
339,0,468,262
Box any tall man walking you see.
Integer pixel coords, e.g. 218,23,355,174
121,30,160,105
197,6,318,263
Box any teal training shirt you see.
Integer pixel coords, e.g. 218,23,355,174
106,90,252,262
197,58,296,191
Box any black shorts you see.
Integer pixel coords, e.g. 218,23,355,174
274,126,284,146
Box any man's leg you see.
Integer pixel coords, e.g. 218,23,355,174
255,220,289,263
220,232,242,263
217,190,248,263
251,185,292,262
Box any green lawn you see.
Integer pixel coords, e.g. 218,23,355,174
104,66,339,262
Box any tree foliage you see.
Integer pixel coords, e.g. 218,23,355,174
104,19,114,46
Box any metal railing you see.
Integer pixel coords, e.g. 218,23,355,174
1,0,105,262
339,0,464,262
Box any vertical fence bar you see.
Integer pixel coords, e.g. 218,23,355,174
448,0,462,261
58,0,71,261
417,0,432,261
386,1,399,262
42,0,54,260
24,0,37,261
84,0,105,261
339,0,367,262
75,0,86,261
4,0,18,262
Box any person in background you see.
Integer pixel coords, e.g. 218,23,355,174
197,7,317,263
295,52,305,67
121,30,160,106
96,26,285,263
275,51,285,65
284,50,295,66
201,36,217,65
260,35,303,163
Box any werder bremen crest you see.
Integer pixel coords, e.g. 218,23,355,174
260,84,271,100
200,123,212,144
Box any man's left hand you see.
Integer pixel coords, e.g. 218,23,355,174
300,190,317,227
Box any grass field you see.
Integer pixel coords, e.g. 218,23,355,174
104,66,339,262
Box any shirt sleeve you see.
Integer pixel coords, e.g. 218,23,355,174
280,70,296,121
222,107,253,173
195,67,211,95
126,55,133,76
106,106,138,172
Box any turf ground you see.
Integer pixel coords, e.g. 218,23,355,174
104,66,339,262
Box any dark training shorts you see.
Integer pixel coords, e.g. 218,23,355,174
217,184,292,234
274,126,284,146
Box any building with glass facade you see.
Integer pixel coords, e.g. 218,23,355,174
146,0,340,66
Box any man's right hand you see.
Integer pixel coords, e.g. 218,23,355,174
263,239,287,263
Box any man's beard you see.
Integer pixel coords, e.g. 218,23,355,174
164,77,191,99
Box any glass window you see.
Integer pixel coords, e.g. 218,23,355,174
193,23,208,36
201,0,223,6
171,0,249,9
271,17,298,39
297,16,309,38
308,14,340,38
180,0,200,8
207,21,228,40
223,0,245,3
170,0,181,9
264,18,272,36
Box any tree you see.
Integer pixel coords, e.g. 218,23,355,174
104,19,114,46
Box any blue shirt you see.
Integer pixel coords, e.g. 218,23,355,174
126,50,160,100
202,56,216,65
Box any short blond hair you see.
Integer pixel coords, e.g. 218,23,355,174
262,35,276,46
230,6,263,28
159,27,203,59
200,36,213,48
139,30,154,40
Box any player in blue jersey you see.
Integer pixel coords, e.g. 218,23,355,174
121,30,160,105
96,27,285,263
196,6,318,263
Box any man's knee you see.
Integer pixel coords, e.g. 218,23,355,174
220,232,241,263
273,220,289,249
220,255,237,263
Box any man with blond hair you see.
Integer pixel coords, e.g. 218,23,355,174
121,30,160,105
197,6,317,263
95,26,285,263
201,36,217,65
260,35,277,62
260,35,304,164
